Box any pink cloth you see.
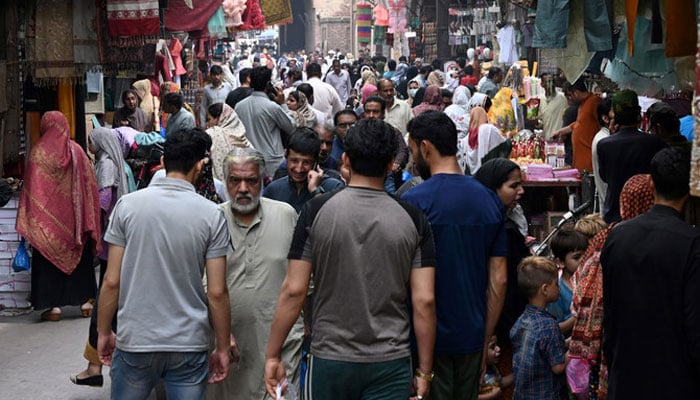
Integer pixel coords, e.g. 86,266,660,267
168,38,187,76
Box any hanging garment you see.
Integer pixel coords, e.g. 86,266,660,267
35,0,76,80
164,0,223,32
106,0,159,37
260,0,294,26
533,0,612,52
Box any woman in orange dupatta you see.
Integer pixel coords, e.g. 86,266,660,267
16,111,102,321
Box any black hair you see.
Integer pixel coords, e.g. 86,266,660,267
238,68,252,85
286,128,321,160
163,128,210,174
407,111,457,156
296,83,314,101
597,97,612,126
208,103,224,119
344,119,398,177
288,68,302,82
464,65,474,75
121,89,141,105
650,146,691,200
431,58,443,71
649,103,680,132
441,89,453,98
363,96,386,112
399,56,407,63
210,65,223,75
388,59,397,71
250,66,272,91
419,65,432,75
570,77,587,93
306,62,322,78
456,57,467,69
487,67,502,80
163,92,184,110
550,228,588,261
333,109,358,126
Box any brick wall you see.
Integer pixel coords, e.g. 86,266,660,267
313,0,353,54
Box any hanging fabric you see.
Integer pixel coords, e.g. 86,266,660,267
164,0,223,32
35,0,76,81
357,3,372,44
259,0,294,26
106,0,159,37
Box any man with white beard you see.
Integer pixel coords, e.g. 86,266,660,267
206,147,304,400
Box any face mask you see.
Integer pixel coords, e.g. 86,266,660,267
408,88,418,98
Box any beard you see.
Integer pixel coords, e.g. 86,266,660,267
231,193,261,215
414,152,432,180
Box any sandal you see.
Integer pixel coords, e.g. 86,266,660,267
81,299,95,318
40,309,61,322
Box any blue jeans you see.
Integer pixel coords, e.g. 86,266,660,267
110,349,208,400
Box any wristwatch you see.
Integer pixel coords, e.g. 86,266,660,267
310,186,325,196
414,368,434,382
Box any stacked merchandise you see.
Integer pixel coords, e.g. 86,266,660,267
357,3,372,45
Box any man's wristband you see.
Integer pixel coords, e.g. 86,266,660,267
414,368,434,382
310,186,325,196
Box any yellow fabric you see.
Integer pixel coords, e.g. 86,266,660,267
83,340,101,365
58,79,76,140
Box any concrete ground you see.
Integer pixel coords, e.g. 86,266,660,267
0,306,157,400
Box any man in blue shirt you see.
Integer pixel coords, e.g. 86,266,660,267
402,111,507,400
264,128,344,213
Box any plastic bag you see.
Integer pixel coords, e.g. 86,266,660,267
566,358,590,400
12,238,30,272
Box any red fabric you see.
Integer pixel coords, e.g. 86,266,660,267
106,0,159,37
168,38,187,76
239,0,266,31
16,112,101,275
460,75,478,87
164,0,222,32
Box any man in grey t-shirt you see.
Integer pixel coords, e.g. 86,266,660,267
97,128,232,399
265,119,437,400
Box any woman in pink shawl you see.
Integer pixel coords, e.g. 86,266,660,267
16,111,101,321
412,84,445,116
466,107,505,174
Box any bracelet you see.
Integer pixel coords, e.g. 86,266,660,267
310,186,325,196
414,368,434,382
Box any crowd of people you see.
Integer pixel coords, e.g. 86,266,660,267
16,48,699,400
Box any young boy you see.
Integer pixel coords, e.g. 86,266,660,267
511,256,568,400
546,227,588,335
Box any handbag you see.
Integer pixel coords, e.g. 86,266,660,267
12,237,30,272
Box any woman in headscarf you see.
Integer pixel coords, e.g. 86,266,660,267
427,70,445,87
406,78,423,107
286,91,317,129
70,126,132,387
206,102,251,182
17,111,101,321
412,84,445,116
132,79,160,132
473,158,529,400
488,64,524,138
112,89,148,132
443,86,472,172
466,106,506,174
568,174,655,400
398,66,419,99
355,83,378,116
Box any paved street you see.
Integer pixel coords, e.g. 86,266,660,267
0,306,157,400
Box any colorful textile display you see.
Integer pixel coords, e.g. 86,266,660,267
106,0,159,37
223,0,246,28
164,0,222,32
374,4,390,26
35,0,76,81
208,6,228,38
260,0,293,26
238,0,266,31
357,3,372,44
374,26,387,44
691,9,700,197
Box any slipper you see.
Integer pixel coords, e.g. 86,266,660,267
70,374,104,387
40,310,61,322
